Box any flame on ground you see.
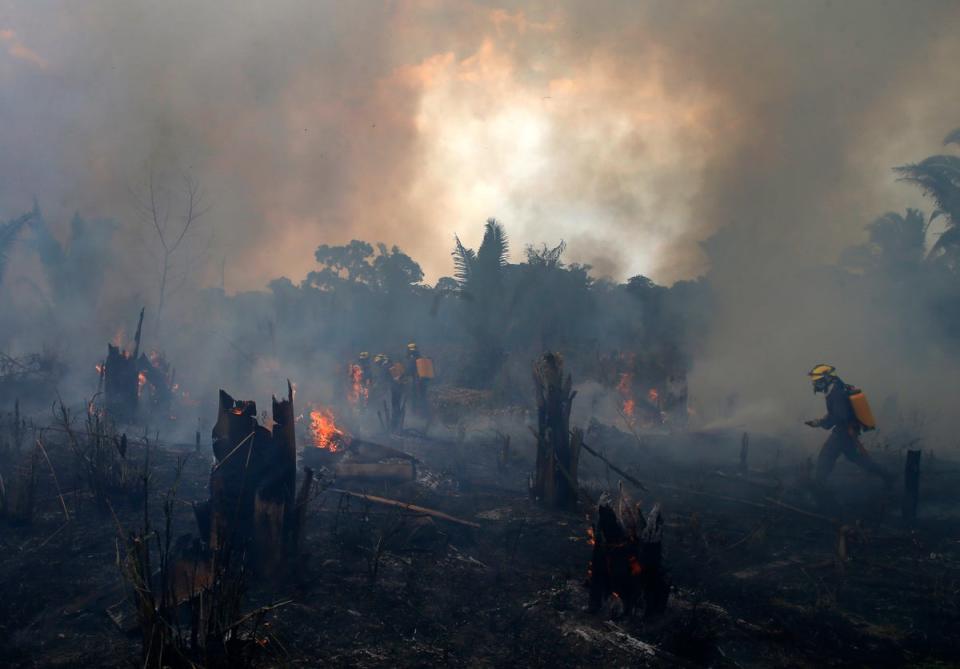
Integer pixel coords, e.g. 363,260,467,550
310,407,345,451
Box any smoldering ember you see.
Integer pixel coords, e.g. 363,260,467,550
2,3,960,669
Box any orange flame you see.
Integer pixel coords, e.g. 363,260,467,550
347,364,368,405
647,388,659,405
310,408,345,451
95,363,104,376
137,371,147,396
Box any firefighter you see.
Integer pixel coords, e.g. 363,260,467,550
405,342,422,412
357,351,371,378
405,342,429,417
804,364,893,487
373,353,404,432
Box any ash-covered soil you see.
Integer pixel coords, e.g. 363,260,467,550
1,421,959,668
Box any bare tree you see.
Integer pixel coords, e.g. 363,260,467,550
133,166,208,331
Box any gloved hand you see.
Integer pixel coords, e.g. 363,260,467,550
804,419,820,428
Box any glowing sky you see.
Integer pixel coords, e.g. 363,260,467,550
1,1,959,289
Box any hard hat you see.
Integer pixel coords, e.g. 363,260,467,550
808,364,837,394
807,364,836,381
373,353,387,364
407,342,418,350
359,351,369,359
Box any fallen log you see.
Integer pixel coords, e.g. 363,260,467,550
579,439,646,491
328,488,480,528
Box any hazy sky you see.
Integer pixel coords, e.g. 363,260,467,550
2,0,959,289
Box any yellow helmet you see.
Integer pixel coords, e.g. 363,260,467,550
373,353,388,364
808,364,837,394
407,342,418,351
359,351,370,360
808,364,836,381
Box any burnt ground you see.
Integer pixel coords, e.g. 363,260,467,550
1,415,959,668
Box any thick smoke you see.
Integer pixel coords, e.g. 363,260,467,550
2,1,959,445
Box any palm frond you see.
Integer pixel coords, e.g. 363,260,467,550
525,240,566,267
931,225,960,254
478,218,509,268
451,234,476,287
894,155,960,226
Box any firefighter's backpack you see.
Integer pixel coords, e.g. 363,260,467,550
848,387,877,431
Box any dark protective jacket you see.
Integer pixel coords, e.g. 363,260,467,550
818,379,858,434
405,350,421,378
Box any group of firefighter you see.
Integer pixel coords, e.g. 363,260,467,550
348,347,894,488
351,343,434,422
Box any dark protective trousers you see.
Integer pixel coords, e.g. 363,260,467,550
815,429,892,484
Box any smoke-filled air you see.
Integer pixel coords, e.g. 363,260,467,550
1,2,960,667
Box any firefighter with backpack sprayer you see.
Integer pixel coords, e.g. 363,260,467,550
805,364,894,488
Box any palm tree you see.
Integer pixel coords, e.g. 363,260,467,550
452,218,509,296
865,209,927,273
894,129,960,264
449,218,510,386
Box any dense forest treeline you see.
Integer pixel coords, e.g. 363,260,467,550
1,129,960,417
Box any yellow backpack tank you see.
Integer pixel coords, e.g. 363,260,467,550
416,357,435,379
848,387,876,431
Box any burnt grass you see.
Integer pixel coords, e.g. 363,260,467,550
1,424,959,668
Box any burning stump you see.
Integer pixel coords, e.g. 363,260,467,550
196,383,304,573
530,352,581,509
588,495,669,618
100,308,177,423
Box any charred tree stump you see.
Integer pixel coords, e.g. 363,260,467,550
104,344,138,422
902,449,921,524
137,352,174,418
205,383,301,574
589,502,638,614
530,352,580,509
588,497,668,618
103,308,144,422
639,505,669,616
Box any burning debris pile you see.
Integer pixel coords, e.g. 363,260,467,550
600,351,688,428
309,407,347,452
97,309,183,424
303,405,419,484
